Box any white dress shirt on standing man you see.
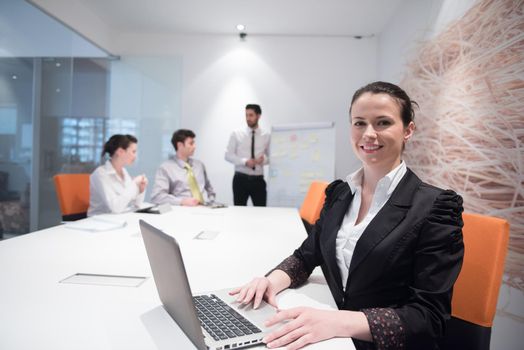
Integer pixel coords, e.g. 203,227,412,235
225,126,270,176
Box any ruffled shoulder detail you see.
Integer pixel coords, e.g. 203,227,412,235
427,189,464,252
429,189,464,226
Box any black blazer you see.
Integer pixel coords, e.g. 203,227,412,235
293,168,464,349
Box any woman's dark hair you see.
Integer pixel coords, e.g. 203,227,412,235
350,81,418,126
102,134,137,158
171,129,196,150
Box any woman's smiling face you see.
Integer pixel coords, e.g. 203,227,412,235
350,92,414,170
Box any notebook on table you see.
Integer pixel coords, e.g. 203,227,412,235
204,201,228,209
139,220,278,350
135,203,172,214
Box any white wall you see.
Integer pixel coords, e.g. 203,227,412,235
115,34,377,204
378,0,476,83
378,0,443,83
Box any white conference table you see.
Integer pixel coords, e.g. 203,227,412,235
0,205,355,350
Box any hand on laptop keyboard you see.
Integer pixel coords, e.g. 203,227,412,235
229,276,280,309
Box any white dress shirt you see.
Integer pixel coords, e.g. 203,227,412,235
225,126,270,176
88,160,145,216
335,161,407,290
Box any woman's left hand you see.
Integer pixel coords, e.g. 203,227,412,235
263,307,350,349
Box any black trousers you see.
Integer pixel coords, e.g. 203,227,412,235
233,172,267,206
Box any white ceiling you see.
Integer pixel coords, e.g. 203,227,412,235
31,0,405,37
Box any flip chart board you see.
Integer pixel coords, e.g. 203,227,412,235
268,122,335,208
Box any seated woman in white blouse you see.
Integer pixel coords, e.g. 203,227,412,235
88,134,148,216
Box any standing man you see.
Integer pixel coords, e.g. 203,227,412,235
151,129,215,206
225,104,270,206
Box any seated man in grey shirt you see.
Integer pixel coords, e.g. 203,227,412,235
150,129,215,206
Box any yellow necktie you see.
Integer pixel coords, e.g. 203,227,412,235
184,162,204,204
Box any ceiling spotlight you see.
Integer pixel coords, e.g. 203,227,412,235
11,75,17,80
236,24,247,41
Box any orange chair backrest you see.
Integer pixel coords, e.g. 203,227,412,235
451,212,510,327
299,181,329,225
53,174,90,216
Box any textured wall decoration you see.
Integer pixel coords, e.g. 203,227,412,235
402,0,524,291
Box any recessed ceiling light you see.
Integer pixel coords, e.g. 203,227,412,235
11,75,17,80
236,24,245,31
56,62,61,67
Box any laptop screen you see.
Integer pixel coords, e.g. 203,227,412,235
139,220,207,350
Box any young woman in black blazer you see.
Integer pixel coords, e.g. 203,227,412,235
230,81,464,350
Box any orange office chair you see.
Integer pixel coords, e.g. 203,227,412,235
299,181,329,235
53,173,90,221
439,212,510,350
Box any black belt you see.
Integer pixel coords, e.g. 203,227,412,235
235,172,264,179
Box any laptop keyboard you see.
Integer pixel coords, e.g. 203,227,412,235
193,294,262,341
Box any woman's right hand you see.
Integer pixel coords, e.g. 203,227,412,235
134,175,148,193
229,277,278,309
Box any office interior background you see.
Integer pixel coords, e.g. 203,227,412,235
0,0,522,347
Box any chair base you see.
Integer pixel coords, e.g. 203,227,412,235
438,317,491,350
62,212,87,221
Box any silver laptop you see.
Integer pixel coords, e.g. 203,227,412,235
139,220,278,350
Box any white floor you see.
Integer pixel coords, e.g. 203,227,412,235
491,283,524,349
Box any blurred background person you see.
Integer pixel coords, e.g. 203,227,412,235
151,129,215,206
225,104,270,206
88,134,147,216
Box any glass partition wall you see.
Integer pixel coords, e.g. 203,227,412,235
0,57,113,235
37,57,110,229
0,56,182,238
0,1,182,238
0,58,34,238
